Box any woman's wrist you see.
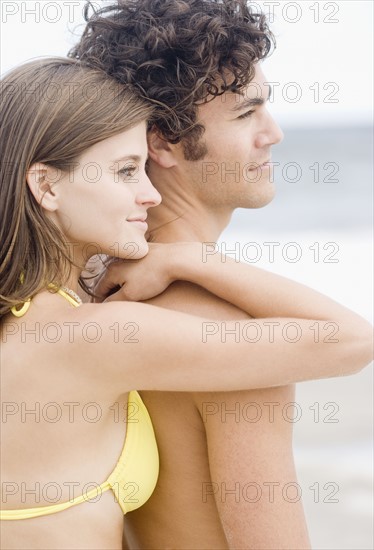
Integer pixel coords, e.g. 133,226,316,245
166,242,197,282
169,242,223,285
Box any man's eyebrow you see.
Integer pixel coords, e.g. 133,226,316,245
231,84,272,112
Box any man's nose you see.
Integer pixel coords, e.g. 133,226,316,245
256,111,284,148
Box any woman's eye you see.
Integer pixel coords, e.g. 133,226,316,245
237,109,255,120
118,165,138,179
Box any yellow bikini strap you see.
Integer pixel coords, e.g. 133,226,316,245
11,299,31,317
10,283,82,317
10,272,31,317
54,287,82,308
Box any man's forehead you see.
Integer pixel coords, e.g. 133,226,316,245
198,71,271,118
225,80,271,107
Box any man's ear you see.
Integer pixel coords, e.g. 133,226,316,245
26,163,60,212
147,128,179,168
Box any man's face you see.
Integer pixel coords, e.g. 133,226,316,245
176,64,284,211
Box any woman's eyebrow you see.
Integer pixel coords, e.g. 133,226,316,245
112,155,143,163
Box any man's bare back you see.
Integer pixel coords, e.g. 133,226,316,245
123,281,310,549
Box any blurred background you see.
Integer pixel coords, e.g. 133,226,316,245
1,1,372,548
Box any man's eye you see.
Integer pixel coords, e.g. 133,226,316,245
237,110,255,120
118,165,138,178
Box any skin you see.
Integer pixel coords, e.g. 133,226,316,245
119,65,312,549
42,122,161,262
2,84,372,550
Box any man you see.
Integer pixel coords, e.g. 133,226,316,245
71,1,311,547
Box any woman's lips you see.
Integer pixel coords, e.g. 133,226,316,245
127,219,148,231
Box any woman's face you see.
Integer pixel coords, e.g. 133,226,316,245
52,122,161,260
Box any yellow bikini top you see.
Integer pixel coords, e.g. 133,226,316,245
1,287,159,520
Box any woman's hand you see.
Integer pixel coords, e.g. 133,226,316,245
94,242,199,302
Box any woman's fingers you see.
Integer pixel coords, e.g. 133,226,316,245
94,259,128,299
103,285,130,302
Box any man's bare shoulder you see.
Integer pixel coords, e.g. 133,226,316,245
143,280,251,320
142,281,253,409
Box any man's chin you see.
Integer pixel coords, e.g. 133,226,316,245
238,184,276,209
254,193,276,209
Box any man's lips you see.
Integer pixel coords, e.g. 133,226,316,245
247,159,272,171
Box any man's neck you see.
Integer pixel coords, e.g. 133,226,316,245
147,195,233,244
146,165,234,243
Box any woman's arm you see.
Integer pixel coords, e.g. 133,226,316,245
171,242,368,325
51,292,372,394
96,241,372,338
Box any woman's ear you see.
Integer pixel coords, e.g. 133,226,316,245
26,163,60,212
147,128,179,168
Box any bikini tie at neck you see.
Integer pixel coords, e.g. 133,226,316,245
10,281,82,317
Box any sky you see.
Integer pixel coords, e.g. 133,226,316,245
0,0,373,127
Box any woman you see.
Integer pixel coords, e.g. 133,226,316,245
0,57,372,549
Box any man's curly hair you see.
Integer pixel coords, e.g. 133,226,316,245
70,0,274,160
